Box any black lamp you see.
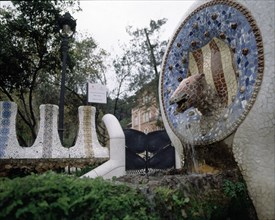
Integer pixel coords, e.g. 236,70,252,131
57,12,76,143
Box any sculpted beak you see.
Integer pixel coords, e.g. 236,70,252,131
169,93,188,105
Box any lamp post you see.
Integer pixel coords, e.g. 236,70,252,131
57,12,76,143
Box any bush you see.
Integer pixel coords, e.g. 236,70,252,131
153,178,255,220
154,186,226,220
0,172,155,220
222,179,255,220
154,187,192,219
0,172,257,220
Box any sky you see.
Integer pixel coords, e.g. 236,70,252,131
73,1,195,91
74,1,195,55
0,1,196,92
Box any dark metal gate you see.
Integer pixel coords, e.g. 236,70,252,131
124,129,175,174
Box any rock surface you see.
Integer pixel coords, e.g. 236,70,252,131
116,169,258,220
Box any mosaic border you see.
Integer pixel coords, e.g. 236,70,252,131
160,0,264,145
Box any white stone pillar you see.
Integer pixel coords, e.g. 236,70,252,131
69,106,109,158
28,104,68,158
0,101,23,158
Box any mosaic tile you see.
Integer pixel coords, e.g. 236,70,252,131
42,105,54,158
0,102,11,157
70,106,109,158
160,0,264,145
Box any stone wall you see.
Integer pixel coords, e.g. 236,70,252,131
0,102,109,159
0,158,107,177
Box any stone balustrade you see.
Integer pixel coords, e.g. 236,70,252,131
0,102,109,159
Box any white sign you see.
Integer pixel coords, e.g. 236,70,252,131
87,83,107,104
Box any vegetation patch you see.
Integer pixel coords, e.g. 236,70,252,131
0,171,257,220
0,172,154,220
116,170,258,220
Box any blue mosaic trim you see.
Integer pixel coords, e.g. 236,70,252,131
161,0,264,145
0,102,12,157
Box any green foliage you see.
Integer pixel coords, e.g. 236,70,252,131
0,1,75,145
0,172,154,220
154,187,190,219
222,179,254,220
124,18,168,92
153,178,254,220
110,18,168,125
105,95,134,128
0,173,256,220
223,179,246,198
154,186,222,220
184,191,228,220
0,1,108,146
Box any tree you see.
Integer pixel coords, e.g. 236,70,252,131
109,19,168,128
0,1,108,146
0,1,72,145
125,18,168,92
111,45,134,117
70,35,108,93
59,35,109,147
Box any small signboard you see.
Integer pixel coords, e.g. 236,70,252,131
87,83,107,104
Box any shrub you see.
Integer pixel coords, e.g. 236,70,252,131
223,179,246,199
222,179,255,220
153,178,255,220
154,187,190,219
0,172,155,220
154,186,227,220
0,172,257,220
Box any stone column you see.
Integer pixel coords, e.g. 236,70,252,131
0,101,23,158
69,106,109,158
29,104,68,158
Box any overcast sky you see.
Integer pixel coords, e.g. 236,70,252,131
74,1,195,91
74,1,195,54
1,1,196,91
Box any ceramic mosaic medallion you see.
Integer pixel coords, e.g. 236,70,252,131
161,0,264,145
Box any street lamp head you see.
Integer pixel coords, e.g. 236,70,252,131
58,12,76,37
